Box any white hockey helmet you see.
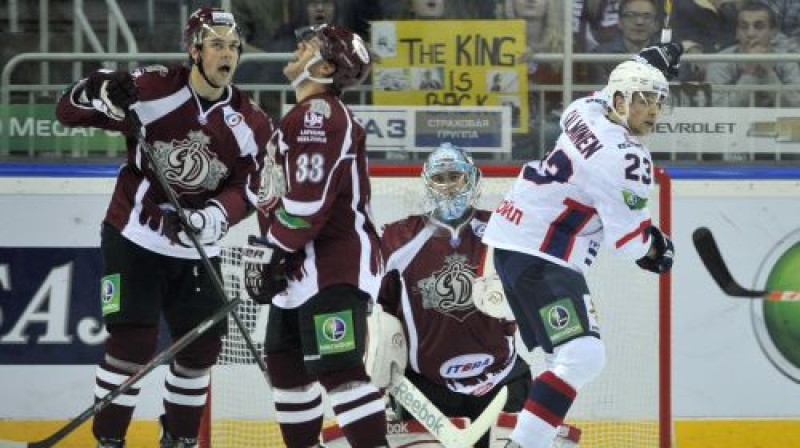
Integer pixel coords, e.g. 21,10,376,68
602,60,669,121
422,143,481,221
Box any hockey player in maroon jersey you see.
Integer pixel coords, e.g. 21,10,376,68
55,6,272,448
378,143,531,448
242,24,388,448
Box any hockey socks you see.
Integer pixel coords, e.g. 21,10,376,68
511,371,576,448
162,362,210,439
319,367,388,448
92,360,141,440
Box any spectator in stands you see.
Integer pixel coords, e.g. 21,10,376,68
389,0,494,20
574,0,623,52
231,0,284,53
705,1,800,107
589,0,662,83
236,0,351,118
501,0,565,159
673,0,744,81
759,0,800,45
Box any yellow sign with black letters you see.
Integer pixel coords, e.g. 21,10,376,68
371,20,529,133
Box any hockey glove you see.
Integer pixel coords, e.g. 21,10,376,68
472,273,514,320
82,70,138,120
636,225,675,274
634,42,684,80
243,236,290,304
163,204,228,247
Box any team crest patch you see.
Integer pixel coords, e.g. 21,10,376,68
622,189,648,210
314,311,355,355
225,112,243,127
416,253,477,321
304,110,325,129
101,273,121,316
539,298,583,345
308,99,331,118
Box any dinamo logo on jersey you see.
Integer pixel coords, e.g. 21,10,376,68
416,253,477,321
257,139,286,213
152,130,228,193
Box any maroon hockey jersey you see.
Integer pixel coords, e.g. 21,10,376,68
56,65,272,259
379,210,519,396
258,91,382,307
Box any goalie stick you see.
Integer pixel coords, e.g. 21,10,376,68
388,368,508,448
692,227,800,301
0,296,241,448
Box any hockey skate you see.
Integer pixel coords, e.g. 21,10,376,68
96,437,125,448
159,415,199,448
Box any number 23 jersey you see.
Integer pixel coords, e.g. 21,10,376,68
483,94,657,274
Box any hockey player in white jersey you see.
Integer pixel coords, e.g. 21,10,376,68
482,43,681,448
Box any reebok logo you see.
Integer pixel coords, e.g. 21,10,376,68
390,381,444,435
386,421,409,435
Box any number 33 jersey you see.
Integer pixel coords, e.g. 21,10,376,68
258,91,383,308
483,94,656,274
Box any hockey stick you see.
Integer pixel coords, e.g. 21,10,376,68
0,297,241,448
130,112,271,376
661,0,673,43
388,369,508,448
692,227,800,301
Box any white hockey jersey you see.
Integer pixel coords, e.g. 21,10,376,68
483,94,656,274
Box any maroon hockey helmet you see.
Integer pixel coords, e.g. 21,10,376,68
183,6,242,53
295,24,372,92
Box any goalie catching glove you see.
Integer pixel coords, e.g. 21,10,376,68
364,306,408,389
81,69,138,121
472,273,514,320
243,236,291,304
162,204,228,247
636,225,674,274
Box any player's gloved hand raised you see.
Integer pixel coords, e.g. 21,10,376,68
162,204,228,247
634,42,683,80
82,70,138,121
243,236,290,304
636,225,674,274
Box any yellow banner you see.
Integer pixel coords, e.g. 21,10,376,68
371,20,529,133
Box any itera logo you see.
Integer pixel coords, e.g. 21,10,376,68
751,230,800,382
323,316,347,342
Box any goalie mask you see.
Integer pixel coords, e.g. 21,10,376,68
601,60,669,123
422,143,481,222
